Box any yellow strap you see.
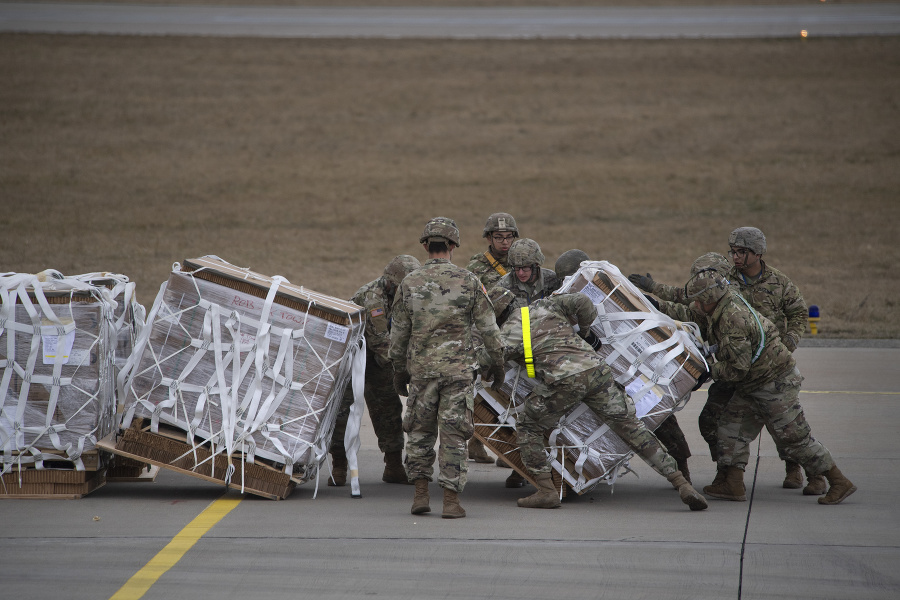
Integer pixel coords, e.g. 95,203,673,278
484,251,508,276
521,306,535,378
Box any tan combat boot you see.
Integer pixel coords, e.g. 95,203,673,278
496,455,510,468
803,473,827,496
327,454,347,487
382,451,411,485
411,479,431,515
442,488,466,519
818,465,857,505
783,460,804,489
703,466,747,501
517,473,561,509
505,470,525,488
709,465,727,488
468,439,494,464
667,470,708,511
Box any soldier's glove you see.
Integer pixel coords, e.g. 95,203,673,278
628,273,655,292
643,294,661,311
393,370,411,396
580,330,603,351
486,364,507,392
691,371,711,391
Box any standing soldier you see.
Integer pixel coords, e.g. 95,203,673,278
390,217,506,519
489,288,708,511
658,269,856,506
328,255,421,487
465,212,519,464
492,238,560,309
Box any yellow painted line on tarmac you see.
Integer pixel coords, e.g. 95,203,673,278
801,390,900,395
110,494,242,600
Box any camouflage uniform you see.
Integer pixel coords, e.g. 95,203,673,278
493,268,560,310
467,250,510,289
389,258,503,493
330,276,406,459
658,289,835,476
500,294,679,479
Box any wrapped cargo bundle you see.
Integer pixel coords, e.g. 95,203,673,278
117,257,365,491
0,272,116,476
476,261,708,494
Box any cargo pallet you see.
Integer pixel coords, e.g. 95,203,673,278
97,419,296,500
1,450,107,499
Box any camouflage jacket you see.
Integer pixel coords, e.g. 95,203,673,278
500,293,602,384
727,261,806,352
467,248,510,288
651,280,691,305
349,277,396,368
493,268,560,310
658,290,795,393
389,258,503,380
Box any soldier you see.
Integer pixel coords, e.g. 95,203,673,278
489,287,708,511
467,212,519,289
390,217,506,519
553,249,590,281
492,238,560,309
328,255,421,487
465,213,519,465
657,270,856,506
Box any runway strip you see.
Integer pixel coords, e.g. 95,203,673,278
2,3,900,38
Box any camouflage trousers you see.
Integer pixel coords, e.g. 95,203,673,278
329,351,405,458
654,415,691,464
717,367,835,475
517,365,678,478
403,376,475,493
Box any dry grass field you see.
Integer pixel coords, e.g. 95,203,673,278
1,32,898,338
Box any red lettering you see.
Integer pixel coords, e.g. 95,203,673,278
232,295,256,309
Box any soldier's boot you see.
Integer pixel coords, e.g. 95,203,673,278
468,439,494,464
327,454,347,487
441,488,466,519
818,465,857,505
803,473,827,496
382,451,411,485
783,460,804,489
411,479,431,515
703,466,747,501
496,455,509,468
667,470,708,511
505,470,525,488
517,473,561,509
709,465,727,488
677,459,692,485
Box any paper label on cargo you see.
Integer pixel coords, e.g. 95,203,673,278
324,323,349,343
68,349,89,366
580,283,607,305
626,378,661,419
41,321,76,365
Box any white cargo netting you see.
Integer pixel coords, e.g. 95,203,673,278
117,256,366,491
1,271,123,479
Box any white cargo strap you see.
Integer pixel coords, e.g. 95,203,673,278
344,337,366,498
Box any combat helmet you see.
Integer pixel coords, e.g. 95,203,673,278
507,238,545,269
685,270,729,306
554,249,590,280
690,252,731,279
383,255,421,288
488,286,517,324
482,213,519,238
419,217,461,247
728,227,766,255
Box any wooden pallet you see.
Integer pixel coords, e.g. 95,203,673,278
473,393,567,497
96,425,295,500
0,467,106,499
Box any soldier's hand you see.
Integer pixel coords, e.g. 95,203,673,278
691,370,711,391
580,330,603,351
486,364,507,392
393,370,411,396
643,294,661,311
628,273,655,292
784,334,799,353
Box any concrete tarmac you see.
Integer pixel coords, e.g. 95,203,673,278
1,345,898,599
2,3,900,38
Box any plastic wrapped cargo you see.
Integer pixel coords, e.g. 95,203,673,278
117,256,366,492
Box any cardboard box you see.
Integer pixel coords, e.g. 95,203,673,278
118,257,365,491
